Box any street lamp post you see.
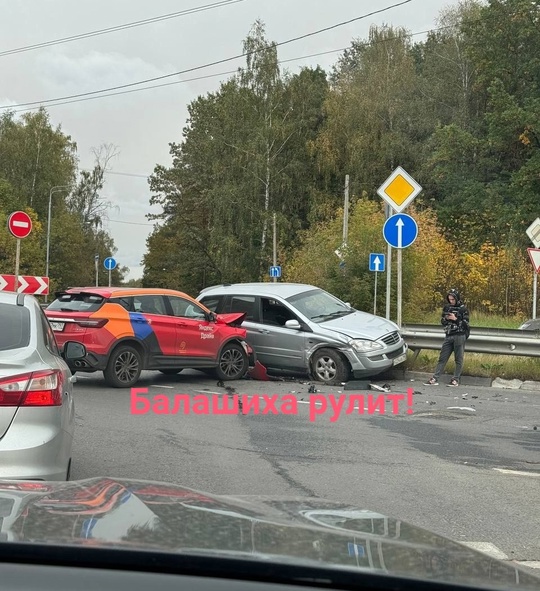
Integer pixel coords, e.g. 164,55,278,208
45,185,73,302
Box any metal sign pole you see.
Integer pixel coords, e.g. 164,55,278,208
108,267,112,287
533,272,538,320
385,205,393,320
14,239,20,293
397,248,402,328
374,271,378,315
273,213,277,283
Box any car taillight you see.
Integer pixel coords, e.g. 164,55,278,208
76,318,108,328
0,370,63,407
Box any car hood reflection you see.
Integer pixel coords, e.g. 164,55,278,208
0,477,537,590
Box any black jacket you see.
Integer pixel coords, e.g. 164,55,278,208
441,289,470,337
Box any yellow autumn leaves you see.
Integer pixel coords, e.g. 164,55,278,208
284,199,534,319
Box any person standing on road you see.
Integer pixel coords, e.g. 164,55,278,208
424,288,470,387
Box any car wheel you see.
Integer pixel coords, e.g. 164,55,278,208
312,348,350,384
103,345,142,388
215,343,248,381
159,369,183,375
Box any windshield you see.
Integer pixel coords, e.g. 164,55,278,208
47,294,105,313
287,289,353,322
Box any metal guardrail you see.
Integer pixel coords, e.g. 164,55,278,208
401,323,540,358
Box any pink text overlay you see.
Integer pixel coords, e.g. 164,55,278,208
131,388,415,420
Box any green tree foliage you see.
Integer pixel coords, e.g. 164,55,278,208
0,111,126,292
145,21,328,291
0,109,77,219
142,6,540,317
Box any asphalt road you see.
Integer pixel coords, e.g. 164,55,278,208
70,369,540,570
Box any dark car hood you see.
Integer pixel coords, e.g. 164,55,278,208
0,478,537,590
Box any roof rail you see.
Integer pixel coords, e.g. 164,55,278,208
16,292,25,306
199,283,232,293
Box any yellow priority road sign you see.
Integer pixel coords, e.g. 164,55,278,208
377,166,422,213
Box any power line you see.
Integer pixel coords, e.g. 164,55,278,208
7,24,443,114
103,171,149,178
0,0,246,58
106,219,154,226
0,0,412,111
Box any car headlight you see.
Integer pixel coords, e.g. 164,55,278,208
348,339,384,353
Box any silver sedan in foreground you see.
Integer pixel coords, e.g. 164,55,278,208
0,291,86,481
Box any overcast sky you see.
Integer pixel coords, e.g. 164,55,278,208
0,0,457,280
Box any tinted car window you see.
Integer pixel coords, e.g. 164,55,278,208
168,296,207,319
47,293,105,312
261,298,296,327
133,295,167,315
199,296,223,313
0,303,31,351
229,296,256,321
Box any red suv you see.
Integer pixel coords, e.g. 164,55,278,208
44,287,254,388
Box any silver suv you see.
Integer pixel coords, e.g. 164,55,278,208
197,283,407,384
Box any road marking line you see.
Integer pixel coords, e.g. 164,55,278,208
151,385,174,389
194,390,222,395
493,468,540,478
462,542,508,560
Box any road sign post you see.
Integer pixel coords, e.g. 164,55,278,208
14,239,21,289
369,254,385,315
382,212,419,327
527,248,540,319
535,274,538,321
104,257,117,288
377,168,422,326
8,211,33,293
95,254,99,287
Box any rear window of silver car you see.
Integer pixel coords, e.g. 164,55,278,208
0,303,31,350
47,294,104,313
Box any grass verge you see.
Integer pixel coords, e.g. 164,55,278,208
405,351,540,382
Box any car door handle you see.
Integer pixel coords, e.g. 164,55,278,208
69,375,77,384
177,322,187,327
258,329,270,334
132,318,146,323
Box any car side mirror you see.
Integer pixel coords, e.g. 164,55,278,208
285,319,302,330
63,341,87,360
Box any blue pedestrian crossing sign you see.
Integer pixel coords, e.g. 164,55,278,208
269,265,281,278
103,257,117,271
383,214,418,249
369,253,385,272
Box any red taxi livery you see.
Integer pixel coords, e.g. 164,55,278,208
44,287,254,388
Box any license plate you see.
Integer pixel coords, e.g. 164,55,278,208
393,353,407,366
50,322,65,332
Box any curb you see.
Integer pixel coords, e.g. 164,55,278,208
376,368,540,391
403,370,492,387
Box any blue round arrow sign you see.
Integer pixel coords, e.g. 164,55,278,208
103,257,117,271
383,214,418,249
